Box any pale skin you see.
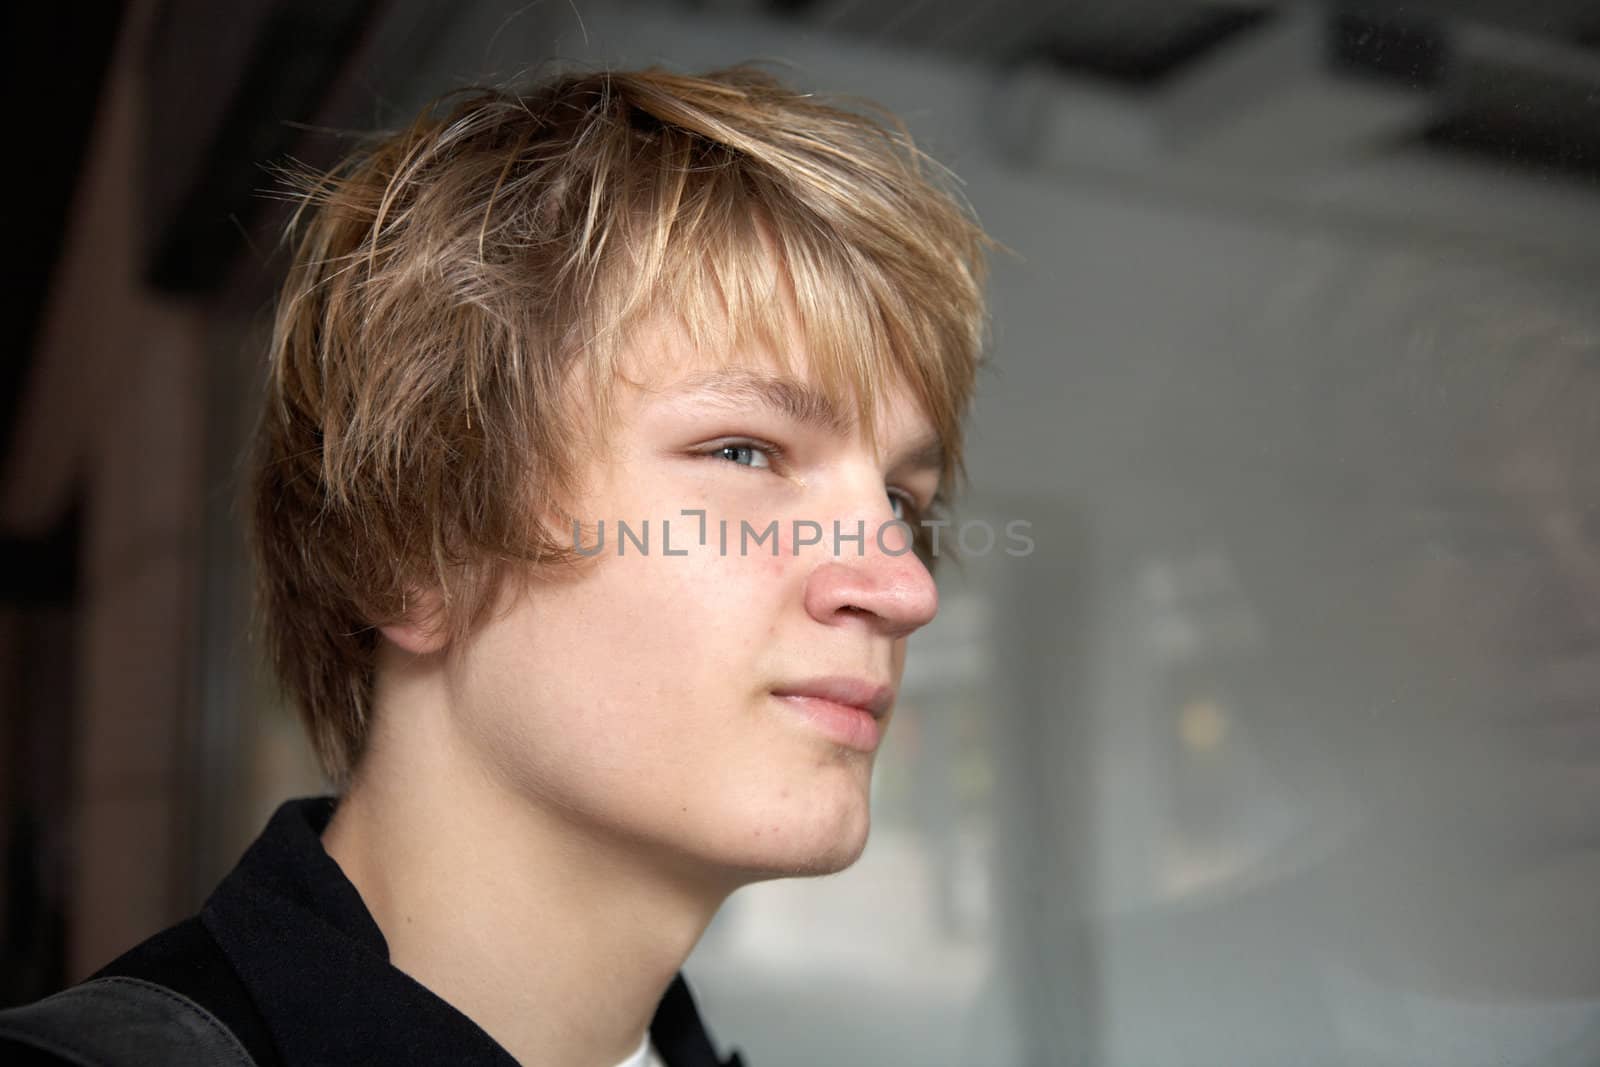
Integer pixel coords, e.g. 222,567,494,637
322,311,945,1066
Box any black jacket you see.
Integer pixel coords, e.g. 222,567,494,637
7,797,742,1066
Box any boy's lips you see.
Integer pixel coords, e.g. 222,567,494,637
770,677,895,718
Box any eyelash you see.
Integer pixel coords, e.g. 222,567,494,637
700,437,925,518
701,436,787,471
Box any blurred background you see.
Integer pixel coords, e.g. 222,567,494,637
3,1,1600,1064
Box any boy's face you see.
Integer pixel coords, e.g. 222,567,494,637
437,313,943,882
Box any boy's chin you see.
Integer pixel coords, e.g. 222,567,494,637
707,805,875,884
727,838,872,884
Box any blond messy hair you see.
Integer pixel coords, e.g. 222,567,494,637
253,65,993,783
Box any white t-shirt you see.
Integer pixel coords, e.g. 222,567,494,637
612,1031,668,1067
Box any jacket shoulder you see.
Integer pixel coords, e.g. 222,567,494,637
91,915,281,1066
0,975,257,1066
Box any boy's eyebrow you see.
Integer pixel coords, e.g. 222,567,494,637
893,433,946,475
668,369,853,435
668,368,947,471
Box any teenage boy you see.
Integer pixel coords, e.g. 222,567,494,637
1,65,991,1066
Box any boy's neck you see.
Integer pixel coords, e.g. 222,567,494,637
321,663,735,1067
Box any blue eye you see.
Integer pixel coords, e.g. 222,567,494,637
706,440,926,523
888,490,927,523
710,442,776,470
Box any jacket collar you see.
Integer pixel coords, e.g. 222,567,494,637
201,797,741,1067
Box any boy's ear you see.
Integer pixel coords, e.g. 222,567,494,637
378,588,450,656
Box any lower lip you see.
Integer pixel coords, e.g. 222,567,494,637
772,694,883,752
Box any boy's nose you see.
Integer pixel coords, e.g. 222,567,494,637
801,517,939,638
